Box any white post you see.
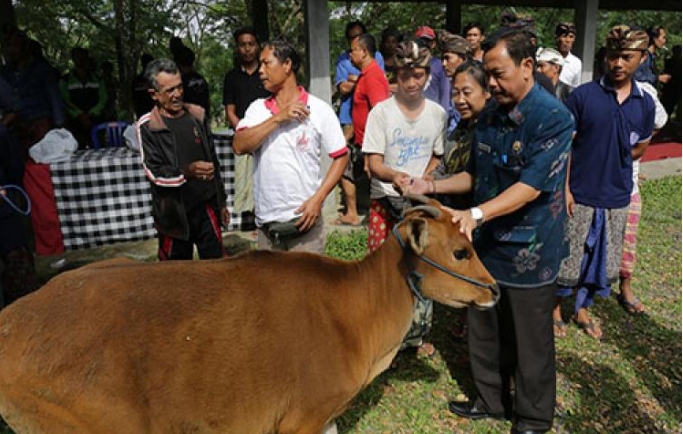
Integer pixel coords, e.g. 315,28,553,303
304,0,338,220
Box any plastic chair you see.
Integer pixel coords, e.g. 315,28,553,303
90,121,130,149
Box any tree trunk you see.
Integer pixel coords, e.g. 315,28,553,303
250,0,270,42
112,0,137,121
0,0,15,33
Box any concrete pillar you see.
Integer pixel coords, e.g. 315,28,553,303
574,0,599,84
251,0,270,43
445,0,462,34
0,0,14,30
303,0,338,218
304,0,331,104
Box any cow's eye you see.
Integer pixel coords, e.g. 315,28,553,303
454,249,469,260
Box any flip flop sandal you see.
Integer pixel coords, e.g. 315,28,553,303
617,294,646,315
572,316,602,340
553,319,568,337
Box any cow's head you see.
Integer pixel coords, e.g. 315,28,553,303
396,196,498,310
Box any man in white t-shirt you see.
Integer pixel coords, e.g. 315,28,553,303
555,22,583,88
363,39,446,356
363,39,446,251
233,40,349,253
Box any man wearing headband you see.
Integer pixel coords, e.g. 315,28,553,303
555,25,655,340
363,39,447,356
536,47,572,102
555,22,582,88
439,31,472,134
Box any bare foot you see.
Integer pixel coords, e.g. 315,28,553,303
417,342,436,358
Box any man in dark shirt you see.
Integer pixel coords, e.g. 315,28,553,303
223,27,270,129
60,47,106,148
174,46,211,117
131,53,155,119
137,58,228,260
222,27,270,232
404,28,574,434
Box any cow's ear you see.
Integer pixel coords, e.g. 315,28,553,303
406,217,429,254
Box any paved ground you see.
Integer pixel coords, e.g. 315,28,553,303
640,156,681,180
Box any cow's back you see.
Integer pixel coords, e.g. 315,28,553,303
0,252,377,433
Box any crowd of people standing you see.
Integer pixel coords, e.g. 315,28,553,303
0,11,680,434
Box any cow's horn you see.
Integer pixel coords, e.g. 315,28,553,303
403,193,431,204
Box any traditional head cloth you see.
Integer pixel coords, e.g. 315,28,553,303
606,25,649,52
394,40,431,69
555,22,576,37
536,47,565,66
502,11,537,37
439,31,471,56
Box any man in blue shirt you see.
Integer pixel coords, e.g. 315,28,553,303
555,26,655,340
403,28,573,434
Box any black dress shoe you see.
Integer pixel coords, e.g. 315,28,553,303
448,399,505,420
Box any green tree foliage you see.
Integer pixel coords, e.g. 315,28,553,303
9,0,681,126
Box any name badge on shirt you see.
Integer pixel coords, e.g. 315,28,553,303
477,142,492,154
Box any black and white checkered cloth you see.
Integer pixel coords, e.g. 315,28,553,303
214,132,255,232
50,136,244,251
51,147,155,250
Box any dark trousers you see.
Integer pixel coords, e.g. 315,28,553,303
467,282,556,432
158,203,225,260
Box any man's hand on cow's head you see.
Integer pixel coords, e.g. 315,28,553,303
442,207,476,242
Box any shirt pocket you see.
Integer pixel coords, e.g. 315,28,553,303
493,225,537,245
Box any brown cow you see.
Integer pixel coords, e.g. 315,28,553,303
0,201,498,434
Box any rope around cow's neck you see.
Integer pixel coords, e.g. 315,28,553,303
391,223,496,301
0,184,31,216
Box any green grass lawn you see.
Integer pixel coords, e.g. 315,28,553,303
329,176,682,434
1,176,680,434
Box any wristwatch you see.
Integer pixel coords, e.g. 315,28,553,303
470,207,484,227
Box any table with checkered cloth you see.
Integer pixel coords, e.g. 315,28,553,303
50,137,245,251
50,147,155,250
